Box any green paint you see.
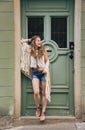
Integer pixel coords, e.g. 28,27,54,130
21,0,74,116
0,0,14,115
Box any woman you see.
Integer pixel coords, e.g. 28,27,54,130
21,35,50,121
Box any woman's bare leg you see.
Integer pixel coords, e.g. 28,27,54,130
41,81,47,113
39,81,47,121
32,78,40,108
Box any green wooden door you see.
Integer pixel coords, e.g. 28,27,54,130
21,0,74,116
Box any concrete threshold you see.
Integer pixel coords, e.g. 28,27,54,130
13,116,76,126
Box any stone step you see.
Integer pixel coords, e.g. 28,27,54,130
13,116,76,126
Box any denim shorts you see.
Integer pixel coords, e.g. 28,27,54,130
31,71,46,82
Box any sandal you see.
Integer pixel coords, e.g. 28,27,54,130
36,106,40,117
40,112,46,121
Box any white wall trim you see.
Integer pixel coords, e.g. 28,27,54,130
74,0,82,118
14,0,21,117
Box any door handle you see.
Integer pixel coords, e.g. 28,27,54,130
65,50,74,59
69,50,74,59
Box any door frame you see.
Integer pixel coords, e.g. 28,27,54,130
14,0,82,118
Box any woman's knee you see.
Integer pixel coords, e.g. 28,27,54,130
42,90,46,96
34,90,39,96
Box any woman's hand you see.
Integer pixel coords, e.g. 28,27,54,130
42,68,47,74
20,38,31,44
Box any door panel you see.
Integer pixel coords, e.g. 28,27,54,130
43,38,71,115
21,0,74,116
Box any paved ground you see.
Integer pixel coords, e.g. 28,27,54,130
0,116,85,130
5,122,85,130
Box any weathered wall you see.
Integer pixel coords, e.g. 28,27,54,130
81,0,85,120
0,0,14,116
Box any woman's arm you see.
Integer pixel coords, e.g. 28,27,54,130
21,38,31,44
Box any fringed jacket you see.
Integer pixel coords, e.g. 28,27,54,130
20,42,51,102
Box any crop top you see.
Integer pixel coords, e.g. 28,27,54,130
30,55,46,68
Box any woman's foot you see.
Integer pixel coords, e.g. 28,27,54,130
36,106,40,117
40,112,45,121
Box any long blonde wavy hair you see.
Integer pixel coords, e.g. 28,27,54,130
30,35,46,59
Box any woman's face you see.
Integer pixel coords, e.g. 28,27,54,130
35,37,42,47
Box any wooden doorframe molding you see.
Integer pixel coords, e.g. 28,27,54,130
14,0,82,118
74,0,82,119
14,0,21,117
